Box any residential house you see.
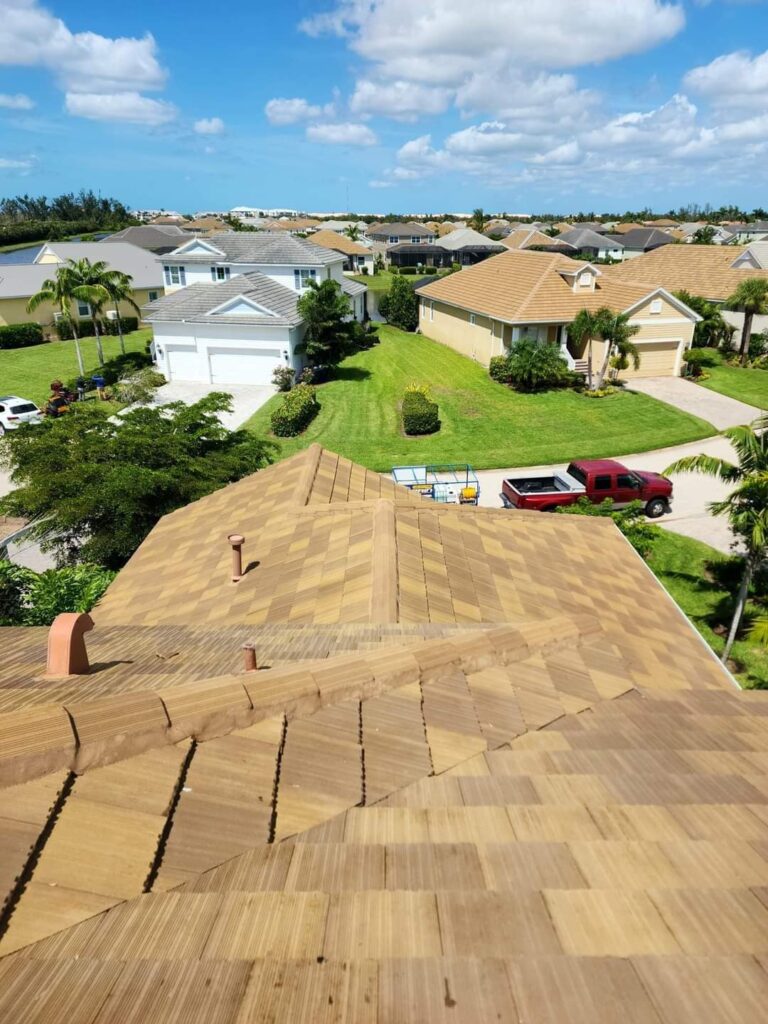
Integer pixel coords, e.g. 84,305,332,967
603,227,675,259
417,248,699,377
388,227,505,269
150,232,366,384
500,227,577,255
317,220,368,234
677,222,735,245
306,229,375,274
0,241,163,329
263,218,322,234
611,221,646,234
557,228,625,261
104,225,194,254
2,443,761,1023
644,218,679,228
182,216,232,235
365,221,437,244
725,222,768,244
607,243,768,336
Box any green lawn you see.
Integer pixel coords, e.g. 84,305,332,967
0,329,152,406
697,351,768,412
246,326,715,470
352,271,430,293
649,528,768,689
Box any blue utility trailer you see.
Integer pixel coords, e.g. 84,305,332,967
391,463,480,504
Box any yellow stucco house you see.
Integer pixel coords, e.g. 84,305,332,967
417,249,700,378
0,241,164,332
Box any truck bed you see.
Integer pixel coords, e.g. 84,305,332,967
504,472,585,496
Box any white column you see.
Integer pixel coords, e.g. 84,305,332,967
560,326,575,369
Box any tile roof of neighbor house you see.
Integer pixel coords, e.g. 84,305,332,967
103,224,194,252
306,228,371,256
417,249,666,322
558,228,625,250
163,232,344,267
4,445,768,1022
367,222,434,237
605,243,768,301
182,216,231,232
0,242,164,299
501,228,576,252
611,222,647,234
434,227,506,251
142,271,304,327
605,228,674,250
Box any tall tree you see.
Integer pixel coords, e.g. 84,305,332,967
0,394,275,569
469,208,487,232
379,275,419,332
568,307,614,390
666,423,768,664
344,224,361,242
726,278,768,366
296,278,365,366
673,290,733,348
691,225,717,245
102,270,140,356
66,258,125,366
26,265,102,376
594,311,640,388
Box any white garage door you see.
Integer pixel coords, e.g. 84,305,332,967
209,348,279,386
166,347,204,382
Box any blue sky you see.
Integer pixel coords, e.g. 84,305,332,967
1,0,768,213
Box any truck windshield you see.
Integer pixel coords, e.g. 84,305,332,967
567,463,587,486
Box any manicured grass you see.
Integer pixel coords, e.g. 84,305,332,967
245,326,715,471
649,528,768,689
352,271,430,293
0,329,152,405
697,351,768,412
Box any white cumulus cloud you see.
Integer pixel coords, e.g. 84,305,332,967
265,97,331,124
194,116,225,135
306,121,378,145
684,48,768,108
350,79,451,120
65,92,177,126
0,93,35,110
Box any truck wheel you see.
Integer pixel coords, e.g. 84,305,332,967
645,498,667,519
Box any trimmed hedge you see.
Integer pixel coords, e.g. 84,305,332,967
402,390,440,435
270,383,319,437
0,322,45,350
399,267,417,275
424,266,438,274
55,316,139,341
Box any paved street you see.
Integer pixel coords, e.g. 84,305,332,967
476,434,738,553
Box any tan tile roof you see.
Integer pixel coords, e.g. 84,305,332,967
418,249,655,322
306,228,370,255
606,243,768,301
612,221,647,233
1,445,762,1019
501,228,559,250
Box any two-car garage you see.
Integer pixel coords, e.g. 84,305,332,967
163,343,283,386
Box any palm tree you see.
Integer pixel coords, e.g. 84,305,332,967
568,306,614,390
102,271,140,356
26,265,101,376
666,422,768,665
469,208,487,233
344,224,361,243
594,311,640,388
726,278,768,366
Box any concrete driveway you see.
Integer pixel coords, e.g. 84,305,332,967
627,377,759,431
476,434,738,553
150,382,276,430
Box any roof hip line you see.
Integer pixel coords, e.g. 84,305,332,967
370,499,398,623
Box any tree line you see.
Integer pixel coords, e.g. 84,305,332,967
0,190,134,247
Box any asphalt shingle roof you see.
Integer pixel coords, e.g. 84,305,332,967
559,228,624,250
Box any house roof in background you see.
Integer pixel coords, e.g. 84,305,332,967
501,228,572,251
307,229,370,256
103,225,195,253
606,243,768,300
367,222,434,237
143,270,303,327
163,232,344,267
735,242,768,269
605,228,674,250
435,227,506,250
417,249,661,322
0,242,164,297
558,228,624,249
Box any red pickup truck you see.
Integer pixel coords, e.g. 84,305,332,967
501,458,673,518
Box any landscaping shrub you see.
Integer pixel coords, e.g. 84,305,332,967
111,367,166,404
55,316,139,341
506,338,570,392
402,386,440,435
0,322,45,350
379,275,419,332
683,347,718,378
272,365,295,392
424,267,438,274
0,560,115,626
489,355,513,384
270,383,319,437
399,267,417,275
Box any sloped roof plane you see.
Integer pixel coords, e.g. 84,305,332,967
1,446,765,1021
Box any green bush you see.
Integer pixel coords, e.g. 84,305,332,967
683,347,718,378
64,350,152,393
111,367,166,404
402,389,440,435
56,316,139,341
507,338,569,392
489,355,512,384
399,267,417,275
0,560,115,625
0,322,45,350
270,383,319,437
424,266,438,275
379,275,419,332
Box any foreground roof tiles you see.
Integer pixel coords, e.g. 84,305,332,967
0,445,765,1021
606,243,768,300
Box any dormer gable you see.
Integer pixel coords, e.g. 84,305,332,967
557,262,602,293
169,238,227,258
731,249,762,270
207,294,277,318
